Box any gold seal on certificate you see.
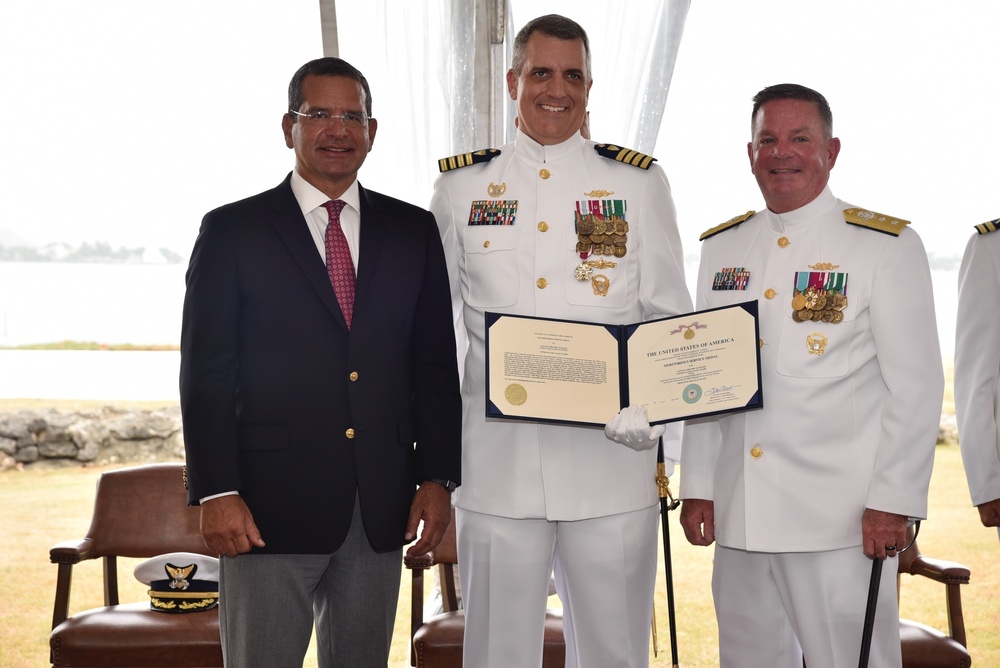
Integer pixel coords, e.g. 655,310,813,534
505,383,528,406
484,302,763,426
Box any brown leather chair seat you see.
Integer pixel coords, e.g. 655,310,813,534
405,508,566,667
48,463,222,667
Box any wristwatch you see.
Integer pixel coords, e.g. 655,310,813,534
424,478,458,493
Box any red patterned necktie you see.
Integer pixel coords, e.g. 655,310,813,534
322,200,356,328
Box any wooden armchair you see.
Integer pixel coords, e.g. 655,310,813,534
404,509,565,667
897,527,972,668
49,463,223,667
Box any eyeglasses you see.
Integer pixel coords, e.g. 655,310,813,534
289,109,370,129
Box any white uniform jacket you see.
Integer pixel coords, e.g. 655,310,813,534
431,130,692,520
680,187,943,552
955,225,1000,506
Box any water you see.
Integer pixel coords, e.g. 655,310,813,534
0,262,187,346
0,262,959,400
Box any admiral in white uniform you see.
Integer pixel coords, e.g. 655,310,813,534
680,84,943,668
431,14,691,668
955,217,1000,540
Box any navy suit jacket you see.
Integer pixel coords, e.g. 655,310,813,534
180,174,461,553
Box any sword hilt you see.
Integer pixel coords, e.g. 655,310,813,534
656,462,680,510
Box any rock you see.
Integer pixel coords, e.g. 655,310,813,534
0,407,184,468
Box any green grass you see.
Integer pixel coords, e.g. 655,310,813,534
3,445,998,667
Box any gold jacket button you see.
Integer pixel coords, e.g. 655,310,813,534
750,446,763,459
539,168,551,179
759,338,764,349
536,278,548,289
764,288,776,299
346,428,355,439
483,240,491,248
537,221,549,232
349,371,359,382
777,236,790,248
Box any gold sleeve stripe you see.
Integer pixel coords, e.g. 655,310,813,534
593,144,657,170
975,218,1000,235
437,148,501,173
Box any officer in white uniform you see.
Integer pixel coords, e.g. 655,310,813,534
680,84,943,668
955,217,1000,541
431,14,691,668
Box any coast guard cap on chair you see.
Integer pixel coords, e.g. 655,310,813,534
134,552,219,613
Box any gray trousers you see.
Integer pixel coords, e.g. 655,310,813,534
218,495,403,668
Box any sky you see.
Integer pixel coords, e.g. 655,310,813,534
1,0,998,264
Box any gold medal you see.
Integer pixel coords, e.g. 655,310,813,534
791,292,807,311
592,274,610,296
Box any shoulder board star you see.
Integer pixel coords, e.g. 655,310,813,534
700,211,756,241
593,144,656,170
974,217,1000,235
437,148,501,173
843,208,910,237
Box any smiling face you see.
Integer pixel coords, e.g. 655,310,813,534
281,74,377,199
507,33,591,146
748,98,841,214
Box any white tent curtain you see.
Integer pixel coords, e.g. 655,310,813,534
330,0,689,208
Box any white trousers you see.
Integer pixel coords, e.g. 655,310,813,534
713,545,902,668
457,505,659,668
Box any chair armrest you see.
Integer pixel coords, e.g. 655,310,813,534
50,538,95,565
49,538,95,629
908,556,970,585
404,551,436,570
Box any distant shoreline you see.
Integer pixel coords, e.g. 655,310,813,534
0,341,178,351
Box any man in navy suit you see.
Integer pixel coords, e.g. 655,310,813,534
180,57,462,667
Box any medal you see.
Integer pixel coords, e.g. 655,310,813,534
790,269,848,324
574,257,618,282
573,199,629,280
806,332,828,356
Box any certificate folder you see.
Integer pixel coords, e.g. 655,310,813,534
485,301,762,427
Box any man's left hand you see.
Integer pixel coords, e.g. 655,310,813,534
862,508,908,560
976,497,1000,527
605,405,664,451
404,481,453,557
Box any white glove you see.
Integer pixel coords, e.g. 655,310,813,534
604,405,665,452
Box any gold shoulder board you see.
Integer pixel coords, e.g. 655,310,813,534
700,211,756,241
843,208,910,237
593,143,657,170
974,218,1000,235
437,148,501,173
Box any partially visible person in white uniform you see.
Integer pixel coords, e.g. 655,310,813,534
679,83,943,668
955,216,1000,542
431,13,692,667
